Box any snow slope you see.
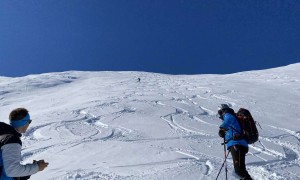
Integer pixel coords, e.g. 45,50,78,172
0,63,299,180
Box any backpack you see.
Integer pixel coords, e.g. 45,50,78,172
235,108,259,144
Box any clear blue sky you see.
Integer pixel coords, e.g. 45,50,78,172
0,0,300,77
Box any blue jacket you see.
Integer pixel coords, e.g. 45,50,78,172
220,113,248,149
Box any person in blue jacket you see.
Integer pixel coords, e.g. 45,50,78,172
218,104,252,180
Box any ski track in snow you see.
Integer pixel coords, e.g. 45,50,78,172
1,66,300,179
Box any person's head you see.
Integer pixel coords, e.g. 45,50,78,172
218,104,234,120
9,108,32,133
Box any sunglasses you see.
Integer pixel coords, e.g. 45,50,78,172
28,119,32,124
218,110,223,116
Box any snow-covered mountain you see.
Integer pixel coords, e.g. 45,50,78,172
0,63,299,180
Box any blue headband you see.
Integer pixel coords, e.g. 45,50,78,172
10,114,30,128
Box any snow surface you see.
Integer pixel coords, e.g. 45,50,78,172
0,63,300,180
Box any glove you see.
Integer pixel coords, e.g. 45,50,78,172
218,128,226,138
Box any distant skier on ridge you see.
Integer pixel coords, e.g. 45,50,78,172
217,104,252,180
0,108,49,180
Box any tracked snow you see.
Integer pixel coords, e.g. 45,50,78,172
0,64,299,180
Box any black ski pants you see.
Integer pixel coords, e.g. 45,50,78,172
229,145,252,180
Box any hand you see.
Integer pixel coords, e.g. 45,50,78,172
218,128,226,138
35,160,49,171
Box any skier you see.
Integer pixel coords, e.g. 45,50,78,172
218,104,252,180
138,78,141,82
0,108,49,180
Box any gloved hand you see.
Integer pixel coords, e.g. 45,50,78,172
218,128,226,138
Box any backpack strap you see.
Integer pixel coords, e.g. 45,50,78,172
225,116,245,143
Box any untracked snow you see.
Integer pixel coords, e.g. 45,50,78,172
0,63,300,180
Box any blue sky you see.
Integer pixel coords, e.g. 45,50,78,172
0,0,300,77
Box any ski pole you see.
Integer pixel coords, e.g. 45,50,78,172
216,138,230,180
223,138,228,180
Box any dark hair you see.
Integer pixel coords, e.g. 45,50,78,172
9,108,29,121
223,108,235,115
218,108,235,120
